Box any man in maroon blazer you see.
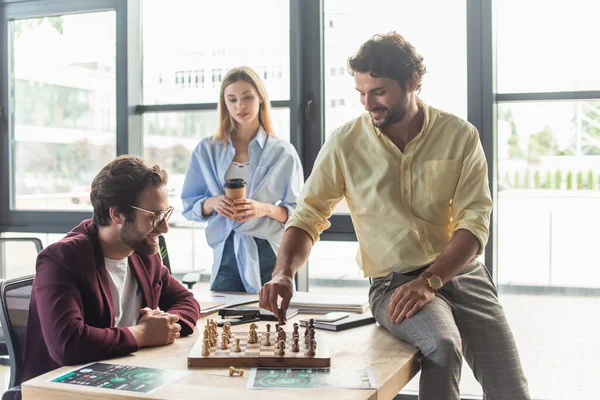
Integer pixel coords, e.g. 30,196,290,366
21,155,201,384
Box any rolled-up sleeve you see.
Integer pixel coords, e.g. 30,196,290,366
286,134,345,243
181,142,213,223
278,149,304,222
450,127,493,254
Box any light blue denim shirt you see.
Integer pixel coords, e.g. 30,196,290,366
181,127,303,293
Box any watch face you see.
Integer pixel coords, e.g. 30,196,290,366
430,276,443,290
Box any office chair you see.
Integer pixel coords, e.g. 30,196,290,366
0,275,35,400
158,235,200,290
0,238,42,364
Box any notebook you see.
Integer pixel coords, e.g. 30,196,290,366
289,292,370,314
299,312,376,331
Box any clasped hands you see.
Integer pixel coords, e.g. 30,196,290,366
127,307,181,348
214,195,266,222
388,277,436,324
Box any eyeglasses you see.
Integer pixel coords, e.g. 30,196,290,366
130,205,174,228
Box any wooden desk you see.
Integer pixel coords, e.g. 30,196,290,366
22,309,419,400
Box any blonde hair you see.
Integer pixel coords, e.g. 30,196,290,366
213,66,275,145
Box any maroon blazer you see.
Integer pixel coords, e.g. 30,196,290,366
21,220,200,384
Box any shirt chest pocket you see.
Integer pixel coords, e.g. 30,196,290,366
423,160,461,202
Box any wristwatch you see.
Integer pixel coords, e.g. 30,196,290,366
420,271,443,292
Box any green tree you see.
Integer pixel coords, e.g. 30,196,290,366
499,108,525,159
544,170,552,189
524,169,531,188
577,171,585,189
528,125,558,162
566,171,573,190
534,170,541,188
555,170,563,189
587,169,595,190
514,170,520,188
503,171,511,188
576,101,600,155
14,17,64,38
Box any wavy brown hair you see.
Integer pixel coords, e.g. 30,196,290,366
91,155,168,226
213,66,274,146
347,31,427,92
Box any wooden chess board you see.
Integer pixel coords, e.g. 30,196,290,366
188,330,331,368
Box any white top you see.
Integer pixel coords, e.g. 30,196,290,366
104,257,143,327
225,160,252,187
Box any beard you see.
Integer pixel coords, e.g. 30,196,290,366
121,220,158,255
369,92,409,129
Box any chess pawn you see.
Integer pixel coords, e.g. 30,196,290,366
292,337,299,352
275,323,279,332
266,323,271,333
264,332,272,346
233,338,242,353
220,334,228,350
277,340,285,356
305,338,316,357
201,338,210,356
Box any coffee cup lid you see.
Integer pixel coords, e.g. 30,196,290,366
224,178,246,189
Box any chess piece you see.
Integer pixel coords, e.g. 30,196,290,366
306,338,316,357
292,337,299,352
266,323,271,333
264,332,272,346
277,340,285,356
220,334,228,350
229,366,244,377
275,323,279,332
249,322,258,331
201,338,210,356
278,307,286,326
233,338,242,353
278,328,286,342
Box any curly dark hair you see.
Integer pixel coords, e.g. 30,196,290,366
90,155,168,226
347,32,427,91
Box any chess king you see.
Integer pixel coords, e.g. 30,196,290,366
259,32,530,400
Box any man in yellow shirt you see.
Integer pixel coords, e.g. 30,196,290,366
259,32,530,399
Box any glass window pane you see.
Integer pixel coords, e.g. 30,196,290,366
324,0,467,137
143,109,290,276
496,0,600,93
10,12,116,211
142,0,290,104
497,100,600,399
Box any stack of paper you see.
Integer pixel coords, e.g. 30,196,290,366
289,292,370,314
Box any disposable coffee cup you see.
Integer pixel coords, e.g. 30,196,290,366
224,178,246,200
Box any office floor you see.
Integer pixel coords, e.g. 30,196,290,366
4,288,598,400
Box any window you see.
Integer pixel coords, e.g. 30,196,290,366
9,11,116,211
142,0,290,105
495,2,600,399
496,0,600,93
324,0,467,138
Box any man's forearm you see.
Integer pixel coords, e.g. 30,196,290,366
425,229,481,283
273,227,313,279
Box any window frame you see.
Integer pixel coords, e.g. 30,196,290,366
0,0,138,234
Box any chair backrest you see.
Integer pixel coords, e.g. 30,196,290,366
0,275,34,388
158,235,172,274
0,238,43,279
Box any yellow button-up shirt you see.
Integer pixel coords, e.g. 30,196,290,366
286,102,492,277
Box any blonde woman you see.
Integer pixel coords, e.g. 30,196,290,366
182,66,303,293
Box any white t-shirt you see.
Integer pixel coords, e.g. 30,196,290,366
225,161,252,188
104,257,143,328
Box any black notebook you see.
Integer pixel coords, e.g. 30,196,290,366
227,306,299,322
300,312,376,331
